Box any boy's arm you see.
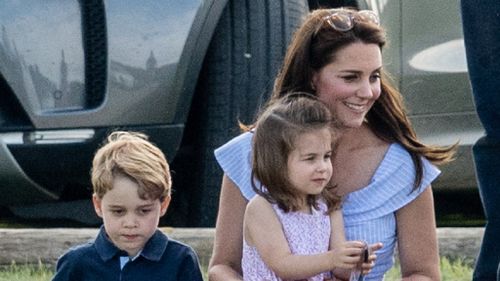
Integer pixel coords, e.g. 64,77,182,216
245,197,362,280
51,253,78,281
177,249,204,281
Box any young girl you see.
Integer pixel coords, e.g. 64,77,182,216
242,93,373,281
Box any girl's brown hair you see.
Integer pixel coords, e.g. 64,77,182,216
251,93,341,213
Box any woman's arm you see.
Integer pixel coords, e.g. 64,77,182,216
396,186,441,281
245,197,363,280
208,175,247,281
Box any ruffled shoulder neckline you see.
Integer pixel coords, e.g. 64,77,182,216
342,143,439,221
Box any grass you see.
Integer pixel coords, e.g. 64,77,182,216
384,257,473,281
0,261,53,281
0,257,472,281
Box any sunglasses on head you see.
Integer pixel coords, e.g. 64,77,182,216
323,9,379,32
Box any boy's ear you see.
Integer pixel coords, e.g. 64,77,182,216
160,196,171,216
92,194,104,218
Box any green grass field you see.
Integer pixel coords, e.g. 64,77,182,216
0,257,472,281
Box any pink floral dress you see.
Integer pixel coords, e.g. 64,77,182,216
242,201,332,281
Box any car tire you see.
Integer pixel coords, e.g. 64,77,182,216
167,0,309,227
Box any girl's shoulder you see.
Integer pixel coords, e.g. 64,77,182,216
246,195,273,215
248,194,272,206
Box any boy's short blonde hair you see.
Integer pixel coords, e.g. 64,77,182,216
91,131,171,201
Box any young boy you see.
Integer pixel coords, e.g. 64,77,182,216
52,131,203,281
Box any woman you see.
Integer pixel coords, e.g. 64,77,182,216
209,8,456,281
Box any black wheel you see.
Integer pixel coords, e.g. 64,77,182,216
168,0,309,227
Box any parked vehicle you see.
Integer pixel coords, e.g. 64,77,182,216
0,0,481,227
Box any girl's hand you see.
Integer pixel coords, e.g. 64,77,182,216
330,240,367,269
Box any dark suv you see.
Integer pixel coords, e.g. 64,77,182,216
0,0,481,227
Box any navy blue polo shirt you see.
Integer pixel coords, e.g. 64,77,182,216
52,226,203,281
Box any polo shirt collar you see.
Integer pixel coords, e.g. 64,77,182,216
94,225,168,262
140,229,168,261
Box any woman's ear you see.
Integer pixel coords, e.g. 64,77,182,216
92,193,104,218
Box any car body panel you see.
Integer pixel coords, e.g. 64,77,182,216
0,0,227,129
0,0,228,205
